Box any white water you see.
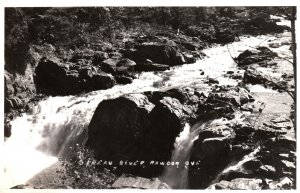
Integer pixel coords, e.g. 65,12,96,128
160,121,209,189
206,147,261,188
1,18,292,189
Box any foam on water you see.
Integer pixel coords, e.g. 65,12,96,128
1,17,293,188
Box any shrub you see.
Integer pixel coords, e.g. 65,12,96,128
5,8,32,73
58,144,118,189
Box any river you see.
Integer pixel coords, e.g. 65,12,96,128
1,18,294,189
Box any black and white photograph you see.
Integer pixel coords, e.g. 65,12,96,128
1,0,298,191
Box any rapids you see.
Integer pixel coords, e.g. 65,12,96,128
1,18,293,189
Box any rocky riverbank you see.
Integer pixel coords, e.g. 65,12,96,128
4,8,295,190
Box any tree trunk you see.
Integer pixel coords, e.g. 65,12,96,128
291,6,296,136
291,7,296,76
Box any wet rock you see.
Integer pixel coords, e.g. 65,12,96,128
208,178,263,190
208,78,219,84
263,136,296,152
182,53,197,64
253,126,288,141
87,94,155,164
243,159,263,171
134,63,170,72
90,73,116,90
87,89,197,176
236,47,277,66
203,86,253,110
4,121,12,138
230,144,253,159
146,96,196,162
189,120,235,189
233,123,256,136
145,87,199,105
35,57,116,95
100,58,120,74
115,75,133,84
243,66,269,85
201,138,230,159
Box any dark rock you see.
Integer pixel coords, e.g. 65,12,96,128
263,136,296,152
206,86,252,107
233,123,256,136
86,93,155,162
183,53,197,64
244,14,289,34
236,47,278,66
90,73,116,90
243,159,263,171
189,120,234,189
115,75,133,84
35,57,116,95
100,58,120,74
253,126,287,141
230,144,253,159
201,137,230,159
214,29,236,44
208,78,219,84
86,90,196,177
134,63,170,72
4,122,12,137
243,66,269,85
123,41,185,66
145,87,198,105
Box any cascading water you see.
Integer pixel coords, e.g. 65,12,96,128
160,121,211,189
1,24,292,189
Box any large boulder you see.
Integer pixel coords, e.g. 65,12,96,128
86,89,197,177
235,47,278,66
86,94,155,163
197,86,253,119
244,13,290,34
34,57,116,95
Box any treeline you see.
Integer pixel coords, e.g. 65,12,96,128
4,7,292,73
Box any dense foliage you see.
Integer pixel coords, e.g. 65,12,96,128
5,7,294,74
57,144,117,189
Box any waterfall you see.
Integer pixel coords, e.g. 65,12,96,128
160,121,210,189
2,31,290,189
